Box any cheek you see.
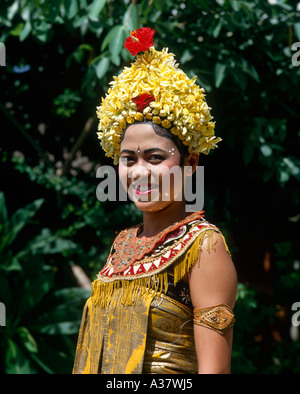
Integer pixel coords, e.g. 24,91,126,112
157,157,183,191
158,155,181,178
118,164,128,188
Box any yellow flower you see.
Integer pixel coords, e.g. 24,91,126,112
126,116,135,124
161,119,171,129
152,116,161,124
135,112,144,122
96,46,220,162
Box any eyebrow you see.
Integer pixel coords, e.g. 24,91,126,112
120,148,168,155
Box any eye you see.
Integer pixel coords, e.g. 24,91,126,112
120,156,135,165
148,154,165,162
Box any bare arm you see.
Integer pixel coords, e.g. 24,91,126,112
188,232,238,374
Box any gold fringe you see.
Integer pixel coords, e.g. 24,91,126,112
90,271,169,309
90,228,230,308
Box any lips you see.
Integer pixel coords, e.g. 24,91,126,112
131,183,159,195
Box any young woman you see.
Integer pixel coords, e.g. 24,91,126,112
73,28,237,374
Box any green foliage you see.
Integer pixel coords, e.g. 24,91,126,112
0,192,90,373
232,239,300,374
0,0,300,373
54,88,82,118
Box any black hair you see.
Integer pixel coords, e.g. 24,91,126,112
120,120,189,166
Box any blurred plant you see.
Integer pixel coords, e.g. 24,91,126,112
0,0,300,374
0,192,90,373
53,88,82,119
231,238,300,374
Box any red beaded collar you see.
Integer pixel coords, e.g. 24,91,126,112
109,211,204,274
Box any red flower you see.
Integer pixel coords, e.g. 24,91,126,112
124,27,155,56
132,94,155,112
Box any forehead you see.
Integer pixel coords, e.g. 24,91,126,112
120,123,175,149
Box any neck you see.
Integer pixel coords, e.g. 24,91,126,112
139,202,190,238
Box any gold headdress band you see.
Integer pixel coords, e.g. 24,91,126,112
96,27,221,165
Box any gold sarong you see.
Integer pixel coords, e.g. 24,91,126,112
73,215,229,374
73,287,197,374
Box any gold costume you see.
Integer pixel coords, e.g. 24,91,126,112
73,212,233,374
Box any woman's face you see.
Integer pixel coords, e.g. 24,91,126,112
118,123,186,213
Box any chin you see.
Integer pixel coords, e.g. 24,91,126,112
132,198,179,214
133,200,166,213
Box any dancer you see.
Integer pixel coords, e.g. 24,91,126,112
73,27,237,374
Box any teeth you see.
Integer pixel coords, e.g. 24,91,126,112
140,185,151,192
135,184,157,192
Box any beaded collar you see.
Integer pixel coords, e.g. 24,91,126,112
110,211,204,274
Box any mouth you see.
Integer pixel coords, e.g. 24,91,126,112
131,183,159,195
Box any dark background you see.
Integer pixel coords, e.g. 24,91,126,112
0,0,300,373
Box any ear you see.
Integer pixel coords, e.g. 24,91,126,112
184,153,199,175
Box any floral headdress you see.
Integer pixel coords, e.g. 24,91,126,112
96,27,221,164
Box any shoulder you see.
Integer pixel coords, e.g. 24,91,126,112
189,221,238,309
189,218,231,258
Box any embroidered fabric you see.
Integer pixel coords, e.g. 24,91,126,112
165,274,193,310
73,213,232,374
109,211,204,274
193,304,235,335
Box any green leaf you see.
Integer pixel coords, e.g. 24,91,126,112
0,274,12,308
277,168,290,185
19,19,31,42
229,0,240,11
0,198,44,255
101,24,122,52
7,0,19,21
51,287,91,304
5,340,33,374
65,0,78,20
109,25,125,59
260,144,273,157
28,287,90,335
31,320,81,335
18,327,38,354
34,19,50,43
0,192,8,224
5,198,44,248
10,23,24,37
88,0,106,20
212,20,222,38
195,71,212,92
294,23,300,41
282,157,300,178
238,58,260,83
30,353,54,374
95,56,110,79
24,228,77,256
81,64,97,97
110,52,120,66
215,63,227,88
231,66,248,90
123,3,139,31
16,271,55,319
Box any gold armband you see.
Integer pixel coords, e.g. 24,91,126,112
193,304,235,335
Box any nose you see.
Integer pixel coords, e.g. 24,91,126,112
129,161,150,181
